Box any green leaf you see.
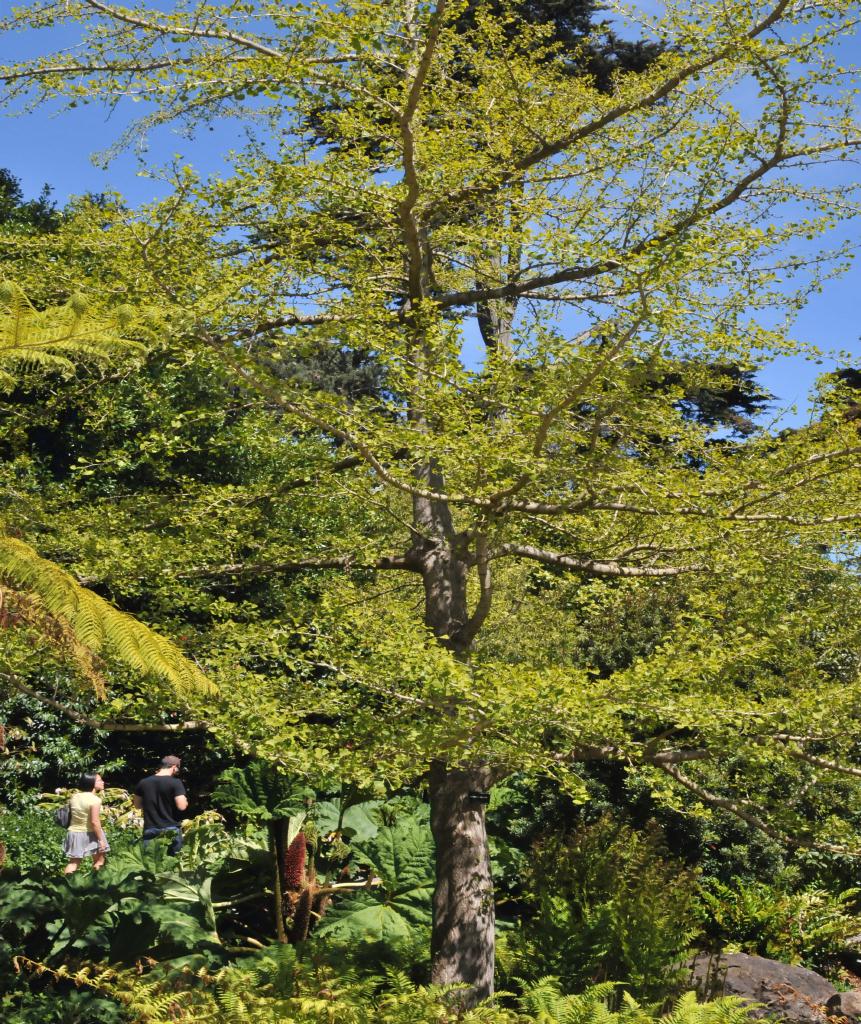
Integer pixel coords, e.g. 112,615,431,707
313,798,381,842
316,810,434,942
313,890,430,943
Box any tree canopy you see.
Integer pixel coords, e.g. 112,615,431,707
3,0,861,1000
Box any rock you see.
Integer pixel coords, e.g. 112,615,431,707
687,952,837,1024
826,993,861,1022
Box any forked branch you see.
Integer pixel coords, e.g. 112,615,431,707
457,534,493,648
428,0,794,227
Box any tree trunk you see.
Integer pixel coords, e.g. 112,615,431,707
413,466,496,1002
429,760,496,1005
412,461,473,654
476,292,516,355
420,538,470,651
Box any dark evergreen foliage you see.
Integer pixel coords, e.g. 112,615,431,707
455,0,664,90
0,169,60,234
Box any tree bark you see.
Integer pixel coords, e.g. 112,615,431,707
412,459,474,654
419,538,470,651
429,760,496,1005
413,465,497,1000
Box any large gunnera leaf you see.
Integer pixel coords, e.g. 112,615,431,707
211,764,313,824
313,798,381,842
315,809,434,942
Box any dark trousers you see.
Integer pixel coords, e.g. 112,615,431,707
142,825,183,856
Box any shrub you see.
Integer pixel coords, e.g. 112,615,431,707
0,985,126,1024
499,817,699,1001
0,810,65,875
8,956,759,1024
698,878,861,977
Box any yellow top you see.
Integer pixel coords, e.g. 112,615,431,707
68,791,101,833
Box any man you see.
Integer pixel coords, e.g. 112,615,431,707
133,755,188,855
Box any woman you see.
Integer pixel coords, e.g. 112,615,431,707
63,771,109,874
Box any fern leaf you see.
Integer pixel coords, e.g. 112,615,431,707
0,535,216,698
0,281,144,385
1,582,106,694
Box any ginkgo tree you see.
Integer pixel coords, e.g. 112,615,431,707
0,282,215,702
4,0,861,1002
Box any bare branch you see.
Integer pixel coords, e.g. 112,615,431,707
783,747,861,779
494,543,704,577
649,748,711,765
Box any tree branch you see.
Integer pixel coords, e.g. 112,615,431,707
201,332,515,509
649,748,712,765
84,0,289,60
436,120,797,312
494,543,704,577
177,553,420,580
227,312,341,341
272,455,364,494
5,676,207,732
497,494,861,524
0,59,186,82
783,747,861,780
427,0,794,229
457,534,493,648
399,0,448,302
658,760,853,855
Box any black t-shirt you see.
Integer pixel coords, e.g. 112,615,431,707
134,774,187,831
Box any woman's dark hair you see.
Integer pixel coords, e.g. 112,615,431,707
78,772,100,792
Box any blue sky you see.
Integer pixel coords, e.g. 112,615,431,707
1,11,860,427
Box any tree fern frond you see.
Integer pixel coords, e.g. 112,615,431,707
0,535,216,698
0,280,144,385
0,582,106,695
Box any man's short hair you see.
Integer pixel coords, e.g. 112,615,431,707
160,755,182,769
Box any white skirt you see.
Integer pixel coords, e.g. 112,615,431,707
63,831,109,859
